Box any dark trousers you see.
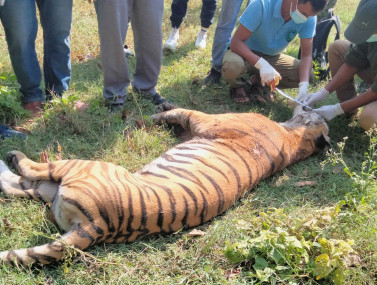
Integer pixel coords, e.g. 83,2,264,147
170,0,217,29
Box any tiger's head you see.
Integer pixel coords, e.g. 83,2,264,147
281,106,330,151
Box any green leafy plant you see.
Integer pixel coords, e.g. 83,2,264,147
224,207,357,284
0,74,28,123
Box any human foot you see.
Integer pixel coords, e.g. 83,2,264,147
23,101,43,117
230,87,250,103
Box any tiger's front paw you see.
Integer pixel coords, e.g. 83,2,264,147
154,102,176,114
150,113,166,125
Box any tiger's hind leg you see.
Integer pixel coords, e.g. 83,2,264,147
6,150,56,182
0,160,59,203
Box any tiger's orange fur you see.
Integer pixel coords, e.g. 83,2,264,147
0,107,329,266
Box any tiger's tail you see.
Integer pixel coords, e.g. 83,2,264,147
0,226,92,266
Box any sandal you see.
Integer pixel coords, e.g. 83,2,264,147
229,87,250,104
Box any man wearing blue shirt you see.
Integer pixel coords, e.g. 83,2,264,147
222,0,328,103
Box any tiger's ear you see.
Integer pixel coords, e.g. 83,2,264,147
315,133,331,151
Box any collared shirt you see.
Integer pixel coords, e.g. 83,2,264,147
239,0,317,55
345,42,377,93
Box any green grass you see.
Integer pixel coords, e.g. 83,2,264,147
1,0,376,284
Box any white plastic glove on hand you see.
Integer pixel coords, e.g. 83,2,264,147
254,57,281,87
314,103,344,121
302,87,330,106
296,82,309,102
0,0,5,6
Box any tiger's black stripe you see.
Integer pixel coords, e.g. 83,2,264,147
161,153,192,164
232,127,286,172
75,179,113,234
181,196,189,228
216,141,253,189
199,171,225,215
217,157,242,199
137,186,149,233
173,153,230,183
140,171,169,179
146,182,177,230
124,176,135,239
149,187,164,231
61,196,104,236
26,248,57,263
158,162,210,194
178,182,208,223
176,182,199,215
32,181,43,201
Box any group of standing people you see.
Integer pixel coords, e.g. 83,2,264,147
0,0,377,140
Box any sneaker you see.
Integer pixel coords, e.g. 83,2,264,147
195,31,207,49
0,125,27,140
164,28,179,51
124,44,134,57
204,68,221,85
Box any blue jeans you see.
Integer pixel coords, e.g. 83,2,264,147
211,0,248,72
0,0,72,103
170,0,217,29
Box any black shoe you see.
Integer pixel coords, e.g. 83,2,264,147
133,87,170,105
107,103,124,113
0,125,27,140
150,93,169,105
204,68,221,85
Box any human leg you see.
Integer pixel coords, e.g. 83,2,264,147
359,101,377,131
222,49,248,88
165,0,189,51
205,0,245,84
37,0,72,99
222,49,250,103
328,40,357,102
94,0,129,106
170,0,189,28
210,0,244,73
200,0,217,29
195,0,217,49
131,0,164,99
0,0,44,105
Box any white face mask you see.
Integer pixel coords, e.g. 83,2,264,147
367,34,377,43
290,1,308,24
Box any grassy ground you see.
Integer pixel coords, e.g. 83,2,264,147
0,0,376,284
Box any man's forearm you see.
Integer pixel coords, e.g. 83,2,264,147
340,88,377,113
326,63,358,93
299,54,312,83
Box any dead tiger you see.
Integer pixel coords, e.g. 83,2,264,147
0,106,329,266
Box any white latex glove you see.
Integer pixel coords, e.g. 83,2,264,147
302,87,330,106
254,57,281,87
296,82,309,102
314,103,344,121
0,0,5,6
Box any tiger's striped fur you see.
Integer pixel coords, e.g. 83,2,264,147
0,107,329,266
